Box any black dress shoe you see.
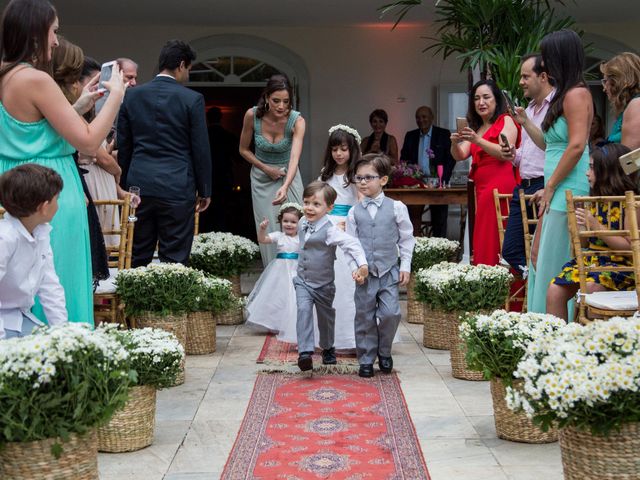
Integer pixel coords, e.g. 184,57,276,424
378,356,393,373
322,347,337,365
298,351,313,371
359,364,374,378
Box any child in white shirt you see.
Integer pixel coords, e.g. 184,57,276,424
0,164,68,339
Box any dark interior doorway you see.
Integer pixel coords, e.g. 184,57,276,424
188,86,263,241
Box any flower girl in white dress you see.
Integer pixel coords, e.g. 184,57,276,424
245,203,303,342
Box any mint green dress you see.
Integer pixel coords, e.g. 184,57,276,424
0,103,94,325
527,116,590,314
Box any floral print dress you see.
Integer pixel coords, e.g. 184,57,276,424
552,202,635,290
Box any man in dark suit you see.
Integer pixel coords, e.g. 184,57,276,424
400,106,455,237
118,39,212,267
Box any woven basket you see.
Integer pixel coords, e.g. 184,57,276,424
449,313,485,381
559,422,640,480
490,379,557,443
406,277,423,324
215,304,244,325
0,430,98,479
97,385,156,453
222,274,242,297
422,306,457,350
186,311,217,355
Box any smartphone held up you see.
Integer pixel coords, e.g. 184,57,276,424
94,60,116,114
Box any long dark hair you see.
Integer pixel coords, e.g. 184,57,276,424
591,143,638,196
540,29,587,131
320,128,361,187
467,79,506,131
256,74,293,119
0,0,57,79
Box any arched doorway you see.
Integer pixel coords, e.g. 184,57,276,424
187,35,310,239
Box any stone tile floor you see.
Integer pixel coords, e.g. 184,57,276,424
99,303,563,480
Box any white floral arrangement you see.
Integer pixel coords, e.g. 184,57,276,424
279,202,303,214
459,310,566,383
507,316,640,435
115,263,205,316
190,232,259,276
0,323,132,444
415,262,513,312
328,124,362,144
193,276,238,313
412,237,460,270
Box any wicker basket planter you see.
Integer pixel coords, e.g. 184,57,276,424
490,379,557,443
406,276,423,324
186,311,217,355
0,430,98,479
449,313,485,381
97,385,156,453
215,304,244,325
558,422,640,480
222,274,242,297
422,306,456,350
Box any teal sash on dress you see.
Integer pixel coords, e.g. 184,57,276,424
276,252,299,260
329,204,351,217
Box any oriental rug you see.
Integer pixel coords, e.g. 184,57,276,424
256,334,358,373
221,373,430,480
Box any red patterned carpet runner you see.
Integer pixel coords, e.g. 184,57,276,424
257,334,358,371
221,373,430,480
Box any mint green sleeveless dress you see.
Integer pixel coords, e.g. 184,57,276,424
527,116,590,314
0,103,94,325
251,107,304,266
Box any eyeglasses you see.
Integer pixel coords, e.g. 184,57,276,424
354,175,380,183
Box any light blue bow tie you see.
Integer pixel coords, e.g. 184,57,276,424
302,220,316,234
363,197,383,208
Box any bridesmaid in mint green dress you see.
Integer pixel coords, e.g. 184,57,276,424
0,1,125,325
515,30,593,314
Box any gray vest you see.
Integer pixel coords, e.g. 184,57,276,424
297,221,337,288
353,197,399,276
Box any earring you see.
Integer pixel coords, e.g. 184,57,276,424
265,99,270,112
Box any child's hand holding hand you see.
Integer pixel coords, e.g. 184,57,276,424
352,265,369,285
259,217,269,230
399,271,410,287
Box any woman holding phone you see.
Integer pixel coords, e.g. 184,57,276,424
0,0,125,325
451,79,521,266
240,74,305,266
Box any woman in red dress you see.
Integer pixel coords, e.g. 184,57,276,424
451,79,521,265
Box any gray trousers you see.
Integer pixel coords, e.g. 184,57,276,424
293,277,335,353
354,267,401,364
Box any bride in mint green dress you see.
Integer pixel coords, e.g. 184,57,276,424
0,1,125,325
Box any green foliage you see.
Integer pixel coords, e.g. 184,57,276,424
193,276,238,314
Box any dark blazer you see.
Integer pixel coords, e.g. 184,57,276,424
117,76,212,200
400,125,455,182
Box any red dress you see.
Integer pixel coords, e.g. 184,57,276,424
469,114,521,266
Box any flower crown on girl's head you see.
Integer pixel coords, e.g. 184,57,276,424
278,202,304,215
328,124,362,145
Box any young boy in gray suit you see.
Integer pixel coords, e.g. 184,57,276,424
294,181,369,372
347,154,415,378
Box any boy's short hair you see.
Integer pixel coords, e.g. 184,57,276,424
354,153,392,178
0,164,63,217
303,180,337,206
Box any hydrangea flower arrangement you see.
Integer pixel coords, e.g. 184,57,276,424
190,232,259,277
412,237,460,271
115,263,205,316
459,310,565,384
0,323,132,444
415,262,513,312
507,316,640,435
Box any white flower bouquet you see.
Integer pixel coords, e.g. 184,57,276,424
415,262,513,312
0,323,132,444
459,310,566,384
115,263,205,316
412,237,460,271
190,232,259,277
507,316,640,435
193,276,238,314
107,327,184,390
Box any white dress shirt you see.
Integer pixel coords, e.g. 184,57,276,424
346,192,416,273
302,215,368,269
0,214,67,338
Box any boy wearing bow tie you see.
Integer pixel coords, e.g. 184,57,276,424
347,154,416,378
295,181,368,372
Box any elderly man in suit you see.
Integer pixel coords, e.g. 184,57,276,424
400,106,455,237
118,39,212,267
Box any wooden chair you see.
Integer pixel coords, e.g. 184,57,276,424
493,189,525,310
566,190,640,324
0,207,4,218
518,189,540,308
93,196,136,327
